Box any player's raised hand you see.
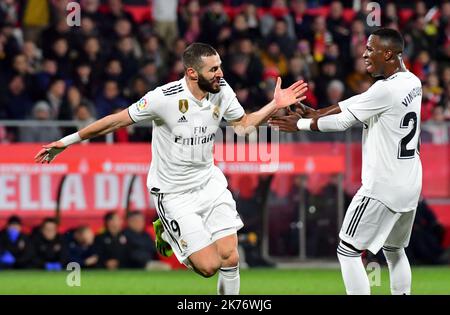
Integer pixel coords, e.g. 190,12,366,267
273,77,308,109
268,114,301,132
34,141,66,164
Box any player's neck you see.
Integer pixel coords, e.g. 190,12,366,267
384,60,407,78
185,77,208,101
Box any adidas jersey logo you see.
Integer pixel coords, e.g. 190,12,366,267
178,115,188,123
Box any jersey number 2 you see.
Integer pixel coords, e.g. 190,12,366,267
398,112,419,159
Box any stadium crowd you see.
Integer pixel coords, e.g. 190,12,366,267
0,0,449,144
0,0,449,268
0,212,163,270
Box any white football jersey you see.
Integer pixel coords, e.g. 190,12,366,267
339,71,423,212
128,77,245,193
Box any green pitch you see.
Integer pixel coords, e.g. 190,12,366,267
0,267,449,294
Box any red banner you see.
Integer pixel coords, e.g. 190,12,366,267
1,143,448,223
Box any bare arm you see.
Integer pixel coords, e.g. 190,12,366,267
34,109,134,163
78,109,134,139
268,104,344,132
230,78,308,135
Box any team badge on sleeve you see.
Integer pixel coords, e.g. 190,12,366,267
136,98,148,111
179,99,189,113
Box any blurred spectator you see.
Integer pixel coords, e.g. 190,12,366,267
73,60,96,99
199,1,229,47
31,218,66,270
19,101,62,142
34,57,58,96
45,77,71,120
260,41,288,77
289,0,313,40
74,102,96,132
327,0,350,58
142,34,165,71
94,211,127,270
407,199,450,265
152,0,179,48
21,0,52,43
113,36,140,84
123,211,157,268
307,15,333,63
315,60,339,106
266,19,296,59
422,106,449,144
66,225,98,268
346,58,374,94
104,0,135,36
322,79,345,108
94,80,127,118
3,75,34,120
234,37,263,84
0,216,33,269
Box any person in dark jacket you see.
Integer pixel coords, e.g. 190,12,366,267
94,211,127,269
31,217,66,270
65,225,98,268
0,216,33,269
123,211,157,268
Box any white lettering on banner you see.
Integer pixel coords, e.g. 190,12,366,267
60,175,86,210
40,175,56,209
128,175,146,209
95,174,119,209
0,164,67,174
0,173,152,212
0,175,16,210
20,175,39,210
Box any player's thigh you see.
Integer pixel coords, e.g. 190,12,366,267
339,195,401,253
205,189,244,238
154,193,213,263
384,209,416,249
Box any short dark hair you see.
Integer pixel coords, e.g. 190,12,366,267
127,210,143,220
41,217,58,226
7,215,22,226
182,42,218,71
104,211,118,224
371,27,404,54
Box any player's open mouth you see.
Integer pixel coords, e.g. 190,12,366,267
364,60,373,71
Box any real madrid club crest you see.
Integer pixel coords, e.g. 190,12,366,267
180,239,188,250
179,99,189,113
212,105,220,120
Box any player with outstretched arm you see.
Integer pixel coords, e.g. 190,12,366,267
34,43,308,295
269,28,422,295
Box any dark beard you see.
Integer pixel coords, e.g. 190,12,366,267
198,74,221,94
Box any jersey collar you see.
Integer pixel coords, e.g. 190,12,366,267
181,76,210,108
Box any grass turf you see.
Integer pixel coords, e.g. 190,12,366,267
0,267,449,295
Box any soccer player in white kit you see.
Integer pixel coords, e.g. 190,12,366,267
269,28,422,295
34,43,308,295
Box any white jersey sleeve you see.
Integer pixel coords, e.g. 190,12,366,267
220,80,245,121
128,89,164,123
338,94,361,112
342,81,393,122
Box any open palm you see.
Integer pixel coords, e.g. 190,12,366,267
273,77,308,109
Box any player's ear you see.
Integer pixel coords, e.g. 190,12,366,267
384,50,393,61
186,67,198,81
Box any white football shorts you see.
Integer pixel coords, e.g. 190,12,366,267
151,172,244,264
339,194,416,254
